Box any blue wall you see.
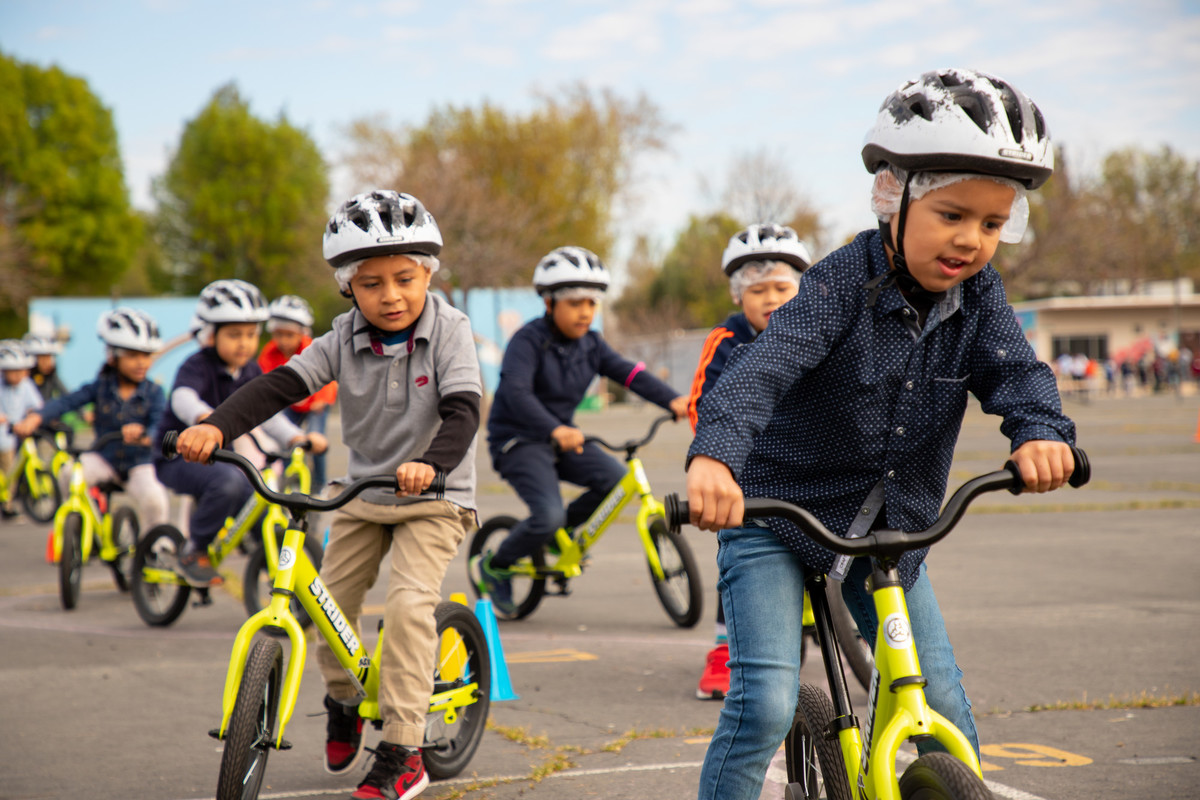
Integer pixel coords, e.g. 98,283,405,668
29,289,594,397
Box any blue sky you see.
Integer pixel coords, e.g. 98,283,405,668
3,0,1199,268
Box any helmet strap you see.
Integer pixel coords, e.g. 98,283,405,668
865,171,946,308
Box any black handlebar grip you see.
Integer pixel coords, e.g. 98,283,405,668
161,430,179,459
664,493,689,534
1068,446,1090,488
429,471,446,498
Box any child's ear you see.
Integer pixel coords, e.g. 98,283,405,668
543,296,554,314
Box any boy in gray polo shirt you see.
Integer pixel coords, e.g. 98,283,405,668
174,190,479,800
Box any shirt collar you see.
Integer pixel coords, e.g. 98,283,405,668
864,231,962,324
350,294,437,355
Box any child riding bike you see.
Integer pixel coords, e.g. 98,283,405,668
686,223,812,700
0,340,43,519
684,67,1077,800
473,246,688,618
15,308,171,528
155,279,322,588
258,294,338,492
174,190,481,800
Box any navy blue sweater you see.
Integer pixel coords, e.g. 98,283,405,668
487,315,678,455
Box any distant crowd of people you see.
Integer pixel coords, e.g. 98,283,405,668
1054,343,1199,399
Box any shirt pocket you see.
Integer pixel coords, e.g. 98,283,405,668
929,374,971,416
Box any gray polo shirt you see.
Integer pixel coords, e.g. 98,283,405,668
286,293,480,509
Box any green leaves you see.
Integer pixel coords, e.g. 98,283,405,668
0,53,138,334
153,83,335,323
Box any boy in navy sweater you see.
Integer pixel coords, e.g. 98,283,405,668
475,246,688,617
155,279,319,587
686,223,811,700
686,69,1077,799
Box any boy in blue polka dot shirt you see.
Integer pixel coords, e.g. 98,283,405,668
685,68,1077,800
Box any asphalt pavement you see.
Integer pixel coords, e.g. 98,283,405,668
0,390,1197,799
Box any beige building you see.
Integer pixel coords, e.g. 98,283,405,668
1012,280,1200,366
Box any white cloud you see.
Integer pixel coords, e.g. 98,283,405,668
541,11,663,61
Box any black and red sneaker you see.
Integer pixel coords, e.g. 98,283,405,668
351,742,428,800
324,695,365,775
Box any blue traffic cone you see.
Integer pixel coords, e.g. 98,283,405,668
474,598,519,702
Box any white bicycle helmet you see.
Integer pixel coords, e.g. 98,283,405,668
267,295,314,329
722,224,813,276
861,67,1053,189
323,190,443,268
194,279,269,325
0,340,34,370
532,246,611,295
97,307,162,353
20,334,61,356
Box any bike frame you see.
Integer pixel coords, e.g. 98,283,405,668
215,515,480,747
53,458,113,563
522,454,669,582
810,564,982,800
0,435,52,504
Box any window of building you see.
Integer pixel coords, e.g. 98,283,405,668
1051,335,1108,361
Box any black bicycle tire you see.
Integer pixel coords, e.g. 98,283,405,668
130,524,191,626
216,637,284,800
467,515,546,619
788,683,854,800
19,466,61,523
645,517,703,628
242,534,324,634
422,601,492,779
899,752,992,800
108,506,140,592
829,585,875,692
58,512,84,610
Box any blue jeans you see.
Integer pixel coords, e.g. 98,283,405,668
697,525,978,800
490,440,626,568
284,406,328,490
155,457,253,551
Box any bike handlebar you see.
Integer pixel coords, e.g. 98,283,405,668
583,412,677,454
161,431,445,513
664,446,1090,560
245,430,312,463
63,431,128,457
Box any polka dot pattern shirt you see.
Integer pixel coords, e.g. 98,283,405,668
688,230,1075,588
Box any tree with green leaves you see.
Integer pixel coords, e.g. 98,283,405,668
342,85,671,307
153,83,335,323
0,52,139,335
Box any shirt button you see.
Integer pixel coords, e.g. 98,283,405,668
390,381,398,388
902,308,911,317
886,470,896,479
905,380,914,390
861,507,872,515
894,426,905,436
997,348,1007,358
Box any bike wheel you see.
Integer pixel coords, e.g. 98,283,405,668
242,532,324,634
19,466,61,523
467,515,546,620
829,585,875,692
899,752,992,800
423,601,492,779
130,524,191,626
58,512,84,610
645,516,703,628
216,637,284,800
108,506,140,592
785,683,854,800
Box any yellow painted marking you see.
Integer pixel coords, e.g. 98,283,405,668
980,760,1003,772
448,592,468,606
505,648,598,664
980,743,1093,767
685,737,712,745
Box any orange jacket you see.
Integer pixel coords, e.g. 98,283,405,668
257,337,338,414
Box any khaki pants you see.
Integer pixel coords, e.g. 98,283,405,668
317,496,474,746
